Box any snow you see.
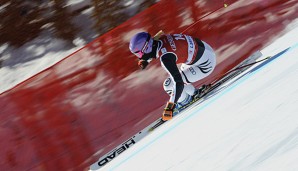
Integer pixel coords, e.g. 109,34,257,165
99,24,298,171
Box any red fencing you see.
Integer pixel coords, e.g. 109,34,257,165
1,0,297,170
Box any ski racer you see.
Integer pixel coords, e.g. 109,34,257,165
129,31,216,121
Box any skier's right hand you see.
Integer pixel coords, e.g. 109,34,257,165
138,60,149,70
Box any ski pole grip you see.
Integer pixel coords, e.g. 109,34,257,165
164,102,175,110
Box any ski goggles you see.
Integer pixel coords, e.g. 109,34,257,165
133,36,151,59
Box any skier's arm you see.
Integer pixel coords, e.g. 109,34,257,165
160,53,184,103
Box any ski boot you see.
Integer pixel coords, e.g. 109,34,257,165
193,84,212,100
173,94,193,115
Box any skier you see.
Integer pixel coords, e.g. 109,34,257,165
129,31,216,121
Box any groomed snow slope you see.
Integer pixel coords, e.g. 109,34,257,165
100,25,298,171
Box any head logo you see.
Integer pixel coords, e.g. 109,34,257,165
97,138,136,167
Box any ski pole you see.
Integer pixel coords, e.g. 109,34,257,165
212,56,271,84
227,56,270,74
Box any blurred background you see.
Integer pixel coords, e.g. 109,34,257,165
0,0,158,93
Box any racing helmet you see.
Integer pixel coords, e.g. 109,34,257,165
129,32,154,59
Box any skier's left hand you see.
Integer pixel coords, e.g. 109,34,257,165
162,102,175,121
138,60,149,70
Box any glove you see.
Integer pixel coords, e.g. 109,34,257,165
138,60,149,70
162,102,176,121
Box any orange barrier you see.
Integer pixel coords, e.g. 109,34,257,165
0,0,297,170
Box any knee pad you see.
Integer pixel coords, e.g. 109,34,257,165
163,77,174,96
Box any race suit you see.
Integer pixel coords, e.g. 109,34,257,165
157,33,216,103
